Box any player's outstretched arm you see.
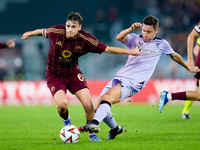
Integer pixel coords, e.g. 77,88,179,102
22,29,44,40
170,52,200,73
116,22,143,42
105,46,141,56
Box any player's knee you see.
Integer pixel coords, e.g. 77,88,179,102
57,100,68,110
102,93,114,104
83,103,94,113
196,92,200,100
102,93,110,100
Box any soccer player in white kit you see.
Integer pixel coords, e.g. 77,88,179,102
79,15,200,139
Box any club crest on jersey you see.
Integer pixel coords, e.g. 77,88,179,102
138,41,143,46
156,43,160,47
56,41,62,46
62,50,72,58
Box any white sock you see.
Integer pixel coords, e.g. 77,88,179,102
103,111,117,129
167,93,172,101
93,103,111,124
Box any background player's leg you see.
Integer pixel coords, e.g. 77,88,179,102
182,85,199,119
182,101,193,119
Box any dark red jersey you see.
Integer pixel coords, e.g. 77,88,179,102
0,42,7,49
193,20,200,79
44,24,107,75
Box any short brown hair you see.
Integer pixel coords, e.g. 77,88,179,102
143,15,159,30
67,12,83,25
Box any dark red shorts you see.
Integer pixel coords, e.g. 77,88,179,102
46,69,88,96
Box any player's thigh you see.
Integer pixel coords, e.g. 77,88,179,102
102,83,122,104
75,88,94,111
46,70,67,102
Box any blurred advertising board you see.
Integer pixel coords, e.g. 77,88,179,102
0,79,196,106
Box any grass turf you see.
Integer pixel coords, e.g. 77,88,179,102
1,104,200,150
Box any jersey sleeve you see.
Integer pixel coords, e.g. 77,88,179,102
43,26,56,38
79,31,107,54
96,41,107,53
0,42,7,49
194,20,200,34
89,40,107,54
122,33,137,49
162,40,175,55
44,25,65,38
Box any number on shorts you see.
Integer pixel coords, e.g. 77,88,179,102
77,73,84,81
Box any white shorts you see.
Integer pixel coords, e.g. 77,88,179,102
100,77,142,101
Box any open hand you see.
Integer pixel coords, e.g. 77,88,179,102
130,46,141,56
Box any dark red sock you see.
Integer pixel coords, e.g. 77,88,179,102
87,119,92,134
58,110,69,120
171,92,187,100
87,119,90,124
87,119,98,134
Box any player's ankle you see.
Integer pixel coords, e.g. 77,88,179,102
90,119,99,125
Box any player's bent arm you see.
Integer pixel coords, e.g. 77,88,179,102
116,28,131,42
187,29,199,64
116,23,143,42
104,46,141,56
22,29,44,40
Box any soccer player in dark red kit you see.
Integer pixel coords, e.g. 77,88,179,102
22,11,141,141
0,39,15,49
159,20,200,114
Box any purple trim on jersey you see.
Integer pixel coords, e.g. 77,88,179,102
112,79,121,86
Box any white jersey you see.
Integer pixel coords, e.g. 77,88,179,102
115,33,175,90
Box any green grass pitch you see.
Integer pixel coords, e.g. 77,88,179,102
1,104,200,150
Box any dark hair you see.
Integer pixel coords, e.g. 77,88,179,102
143,15,159,30
67,12,83,25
